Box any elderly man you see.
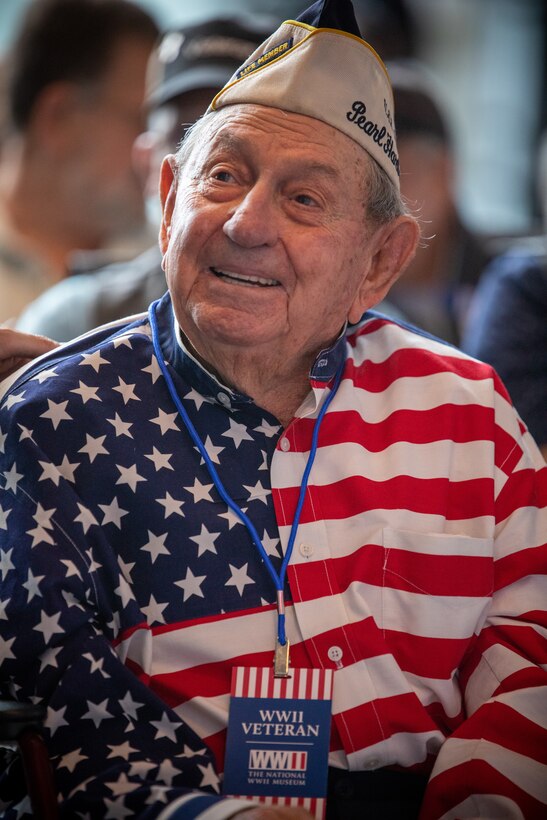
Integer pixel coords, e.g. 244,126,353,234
0,2,545,819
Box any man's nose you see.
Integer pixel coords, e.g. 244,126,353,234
223,185,279,248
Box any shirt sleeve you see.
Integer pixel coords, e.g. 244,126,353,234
0,418,234,819
419,377,547,819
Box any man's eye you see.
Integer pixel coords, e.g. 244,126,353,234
213,170,233,183
294,193,317,207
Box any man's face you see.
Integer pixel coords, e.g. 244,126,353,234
160,105,381,367
65,36,153,243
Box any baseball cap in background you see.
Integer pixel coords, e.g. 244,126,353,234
147,17,276,109
388,59,451,146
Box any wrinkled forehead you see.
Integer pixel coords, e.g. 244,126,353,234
179,102,370,173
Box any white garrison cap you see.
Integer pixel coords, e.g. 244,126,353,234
208,0,400,189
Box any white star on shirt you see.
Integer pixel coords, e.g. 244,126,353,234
157,492,184,519
83,654,107,675
82,698,113,728
105,797,132,819
45,705,69,736
0,503,11,530
259,450,269,471
201,435,224,465
31,366,58,384
0,426,6,452
106,412,133,438
58,747,88,772
33,503,55,528
150,713,180,743
107,740,138,759
243,480,270,505
18,424,34,442
182,744,209,758
156,759,179,786
150,408,179,435
26,521,55,547
0,635,15,661
3,463,23,493
57,455,79,483
70,381,101,403
112,335,133,349
23,568,45,602
105,773,138,797
79,433,109,462
142,593,168,625
112,377,140,404
118,557,135,583
218,507,244,530
142,356,162,383
144,446,173,471
116,464,146,491
40,398,72,429
119,691,144,721
4,392,25,410
0,548,15,580
61,560,81,579
34,610,63,643
262,530,282,558
225,563,255,596
222,418,254,448
254,419,281,437
141,530,169,563
79,350,109,372
39,646,62,672
114,576,133,608
198,762,220,791
175,567,206,601
127,759,157,778
184,387,207,410
189,524,220,557
99,498,129,529
184,478,214,503
38,457,76,486
74,503,99,534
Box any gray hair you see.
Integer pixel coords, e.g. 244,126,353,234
175,110,409,227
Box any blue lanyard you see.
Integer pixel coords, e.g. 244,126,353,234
149,300,343,669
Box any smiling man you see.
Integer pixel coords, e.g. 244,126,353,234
0,1,546,819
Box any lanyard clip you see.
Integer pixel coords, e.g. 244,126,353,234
274,637,291,678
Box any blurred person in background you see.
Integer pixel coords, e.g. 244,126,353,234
15,15,272,342
0,0,158,326
463,130,547,459
377,60,491,344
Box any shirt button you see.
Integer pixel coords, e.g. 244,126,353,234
299,543,313,558
280,437,290,451
217,392,231,407
327,646,343,663
363,758,380,770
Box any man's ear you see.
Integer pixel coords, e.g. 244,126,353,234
348,215,420,323
159,154,178,254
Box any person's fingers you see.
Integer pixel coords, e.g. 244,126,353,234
0,328,59,360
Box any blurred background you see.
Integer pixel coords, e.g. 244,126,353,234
1,0,545,240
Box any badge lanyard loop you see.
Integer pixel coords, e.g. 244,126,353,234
149,300,343,671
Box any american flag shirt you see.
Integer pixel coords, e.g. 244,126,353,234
0,292,546,819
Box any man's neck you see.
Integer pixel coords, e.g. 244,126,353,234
181,331,314,428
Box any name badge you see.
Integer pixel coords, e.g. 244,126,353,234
223,667,333,819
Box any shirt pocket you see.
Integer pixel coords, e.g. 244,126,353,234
380,527,494,644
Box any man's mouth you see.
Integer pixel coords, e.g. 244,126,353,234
210,267,280,287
